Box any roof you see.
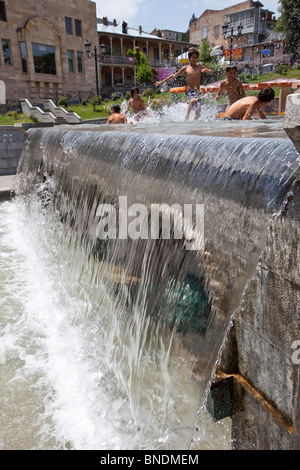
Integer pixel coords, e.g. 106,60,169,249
97,22,193,44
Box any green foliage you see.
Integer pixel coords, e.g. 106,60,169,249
143,88,154,97
199,38,212,65
274,64,288,74
29,113,38,122
89,95,101,111
136,63,153,84
127,47,153,84
58,96,68,108
111,93,117,101
125,91,131,100
81,99,87,106
278,0,300,58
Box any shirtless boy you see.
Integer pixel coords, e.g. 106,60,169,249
107,104,127,124
214,65,245,106
155,48,213,121
224,87,275,120
125,87,150,121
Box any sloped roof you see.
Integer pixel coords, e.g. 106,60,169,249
97,22,193,44
97,22,163,40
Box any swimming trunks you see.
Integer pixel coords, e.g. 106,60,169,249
223,116,240,121
185,90,202,107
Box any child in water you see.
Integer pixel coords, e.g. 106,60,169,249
214,65,245,106
125,87,150,121
155,48,213,121
224,87,275,120
107,104,127,124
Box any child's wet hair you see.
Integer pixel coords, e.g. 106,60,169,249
111,104,121,113
258,87,275,102
225,65,237,73
131,87,139,96
188,48,199,59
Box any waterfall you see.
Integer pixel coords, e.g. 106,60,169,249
2,125,299,449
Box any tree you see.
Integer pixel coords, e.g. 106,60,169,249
278,0,300,58
189,13,197,25
199,38,212,65
127,47,153,84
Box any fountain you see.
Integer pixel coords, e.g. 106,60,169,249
0,100,300,449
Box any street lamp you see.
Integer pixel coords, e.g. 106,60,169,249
84,40,106,96
222,22,243,64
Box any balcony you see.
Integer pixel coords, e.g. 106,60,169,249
101,55,179,68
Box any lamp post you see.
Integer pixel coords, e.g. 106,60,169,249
84,40,106,97
222,22,243,64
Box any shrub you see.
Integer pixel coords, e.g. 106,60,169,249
58,96,68,108
125,91,131,100
29,113,38,122
81,99,87,106
111,93,117,101
89,95,101,111
275,64,288,75
144,88,154,97
8,110,20,119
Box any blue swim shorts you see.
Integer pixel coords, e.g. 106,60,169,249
185,90,202,107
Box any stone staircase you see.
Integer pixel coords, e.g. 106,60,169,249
20,99,82,125
43,99,82,124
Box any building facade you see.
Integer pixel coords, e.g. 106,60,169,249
97,18,197,96
0,1,198,107
189,1,287,68
0,0,98,106
150,29,184,42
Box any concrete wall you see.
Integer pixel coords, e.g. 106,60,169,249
0,123,54,176
0,126,27,175
214,89,300,450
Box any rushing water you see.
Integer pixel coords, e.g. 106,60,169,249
1,114,299,450
0,197,231,450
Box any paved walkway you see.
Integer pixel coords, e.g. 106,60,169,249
0,174,18,200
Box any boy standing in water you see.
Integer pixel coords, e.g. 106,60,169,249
214,65,245,106
125,87,150,121
155,48,213,121
107,104,128,124
224,87,275,120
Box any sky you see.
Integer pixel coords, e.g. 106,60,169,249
94,0,280,33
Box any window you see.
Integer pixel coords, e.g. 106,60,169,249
214,25,220,37
65,17,72,35
32,43,56,74
19,42,28,72
115,73,122,84
114,44,121,56
0,1,7,22
2,39,11,65
75,19,82,37
105,73,112,86
154,48,159,60
67,50,74,72
77,51,83,73
201,26,207,40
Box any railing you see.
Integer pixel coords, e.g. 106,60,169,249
20,99,57,123
43,100,82,123
101,55,179,67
